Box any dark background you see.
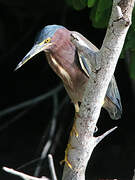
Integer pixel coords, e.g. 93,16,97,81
0,0,135,180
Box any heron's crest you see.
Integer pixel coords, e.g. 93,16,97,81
35,25,64,44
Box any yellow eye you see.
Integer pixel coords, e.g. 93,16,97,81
44,37,51,43
39,37,51,46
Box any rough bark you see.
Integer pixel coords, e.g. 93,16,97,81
62,1,135,180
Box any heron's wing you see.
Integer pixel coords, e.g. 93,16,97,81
72,31,99,77
71,31,99,52
106,75,122,113
77,51,91,77
72,31,122,119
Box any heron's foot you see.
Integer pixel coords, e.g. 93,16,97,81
60,143,73,169
75,111,80,119
70,122,79,137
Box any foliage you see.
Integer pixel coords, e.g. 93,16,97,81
65,0,135,79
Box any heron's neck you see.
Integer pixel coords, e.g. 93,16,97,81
51,42,75,66
48,28,75,68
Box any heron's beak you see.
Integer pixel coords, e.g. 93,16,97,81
15,43,52,71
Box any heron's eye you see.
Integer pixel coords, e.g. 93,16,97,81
44,37,51,43
39,37,51,46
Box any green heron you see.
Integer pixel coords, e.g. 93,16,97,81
15,24,122,119
15,24,122,167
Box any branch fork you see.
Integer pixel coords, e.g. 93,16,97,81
3,154,57,180
3,167,48,180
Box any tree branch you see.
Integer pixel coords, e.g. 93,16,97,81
34,95,69,177
34,94,58,177
3,167,49,180
0,84,63,118
132,169,135,180
48,154,57,180
62,1,135,180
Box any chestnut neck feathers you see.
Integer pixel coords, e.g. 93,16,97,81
45,28,88,94
50,29,75,67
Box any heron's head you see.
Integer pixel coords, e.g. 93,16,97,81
15,25,65,70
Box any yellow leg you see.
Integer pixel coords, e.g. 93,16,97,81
60,103,79,169
75,103,79,113
70,121,79,137
70,103,79,137
60,143,73,169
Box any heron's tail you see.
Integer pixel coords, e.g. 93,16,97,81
104,75,122,120
104,97,122,120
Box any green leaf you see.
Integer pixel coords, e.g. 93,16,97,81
120,26,135,60
65,0,87,10
88,0,96,7
124,27,135,51
120,48,125,59
90,0,112,28
90,6,111,28
95,0,112,22
65,0,73,7
131,13,135,31
129,51,135,79
97,0,112,10
72,0,87,10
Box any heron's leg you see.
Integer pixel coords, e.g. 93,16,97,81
70,102,79,137
60,103,79,169
75,102,80,113
60,143,73,169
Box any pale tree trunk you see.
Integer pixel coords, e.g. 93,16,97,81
62,1,135,180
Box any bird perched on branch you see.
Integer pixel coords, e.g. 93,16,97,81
15,24,122,120
15,24,122,168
